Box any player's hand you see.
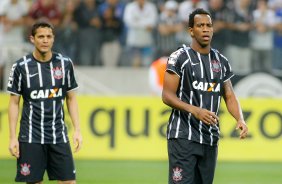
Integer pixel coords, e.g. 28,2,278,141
9,138,19,158
236,120,248,139
193,107,219,126
73,130,83,153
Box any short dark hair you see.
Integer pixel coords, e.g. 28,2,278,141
31,21,54,36
188,8,212,28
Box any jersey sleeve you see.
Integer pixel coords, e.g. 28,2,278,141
221,55,234,82
66,59,78,91
166,49,187,77
7,63,22,95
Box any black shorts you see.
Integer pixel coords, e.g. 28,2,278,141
168,139,218,184
16,142,76,183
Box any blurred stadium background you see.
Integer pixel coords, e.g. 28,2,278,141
0,0,282,183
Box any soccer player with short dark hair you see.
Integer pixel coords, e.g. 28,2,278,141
162,8,248,184
7,21,82,184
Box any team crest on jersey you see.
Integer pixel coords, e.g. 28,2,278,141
20,163,31,176
211,60,221,73
172,167,183,182
53,67,63,79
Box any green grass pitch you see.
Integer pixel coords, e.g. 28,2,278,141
0,160,281,184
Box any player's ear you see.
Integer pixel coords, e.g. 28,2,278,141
30,36,34,44
188,27,194,37
190,31,194,37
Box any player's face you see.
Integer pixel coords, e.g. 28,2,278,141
30,27,54,54
189,14,213,47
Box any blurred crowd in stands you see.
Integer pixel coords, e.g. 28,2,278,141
0,0,282,89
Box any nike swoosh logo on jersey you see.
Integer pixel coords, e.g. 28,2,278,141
29,73,39,77
191,62,200,66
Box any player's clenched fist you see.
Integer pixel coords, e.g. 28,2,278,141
9,138,19,158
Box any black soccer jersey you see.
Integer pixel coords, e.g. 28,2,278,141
7,52,78,144
166,45,234,146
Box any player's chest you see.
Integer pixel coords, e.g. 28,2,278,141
21,61,67,89
188,54,222,81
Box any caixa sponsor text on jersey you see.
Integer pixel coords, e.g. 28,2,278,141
30,88,62,99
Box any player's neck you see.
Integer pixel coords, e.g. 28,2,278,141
33,50,52,62
190,42,210,55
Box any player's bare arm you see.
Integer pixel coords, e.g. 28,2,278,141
8,94,20,158
223,80,248,139
162,71,218,125
66,91,82,152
